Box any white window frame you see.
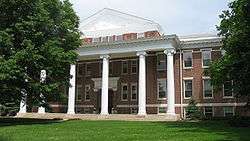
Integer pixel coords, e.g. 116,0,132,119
85,85,91,101
203,106,214,117
223,107,235,117
183,50,193,69
157,78,167,100
183,77,193,99
223,80,234,98
201,48,212,68
115,35,123,41
130,83,137,101
137,33,144,38
76,85,82,101
156,53,167,71
203,77,213,99
158,107,167,115
121,83,128,101
130,59,137,74
121,61,128,74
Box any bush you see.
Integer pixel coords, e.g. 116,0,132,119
185,99,203,120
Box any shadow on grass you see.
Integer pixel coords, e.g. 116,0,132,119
157,120,250,141
0,117,63,127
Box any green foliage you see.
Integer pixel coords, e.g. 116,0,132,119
186,99,203,120
209,0,250,99
0,0,81,107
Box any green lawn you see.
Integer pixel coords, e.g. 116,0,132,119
0,118,249,141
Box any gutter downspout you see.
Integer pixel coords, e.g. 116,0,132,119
179,49,183,119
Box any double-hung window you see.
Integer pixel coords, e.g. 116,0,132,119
223,107,234,117
183,51,193,68
223,80,233,98
157,79,167,100
131,60,137,74
157,54,167,71
203,78,213,98
202,49,211,68
204,107,213,118
131,83,137,101
85,85,91,101
121,84,128,101
184,79,193,98
122,61,128,74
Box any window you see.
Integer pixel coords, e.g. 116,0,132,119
131,108,137,114
131,60,137,73
157,79,167,99
115,35,123,41
204,107,213,118
202,49,211,67
223,107,234,117
183,51,193,68
184,79,192,98
76,85,82,101
85,63,91,76
101,36,108,42
122,61,128,74
203,79,213,98
85,85,91,101
131,83,137,101
223,80,233,98
109,62,113,75
157,54,166,71
77,64,83,76
137,33,144,38
108,36,114,42
158,107,167,114
121,84,128,101
92,37,100,43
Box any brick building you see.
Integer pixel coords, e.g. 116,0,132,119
19,8,248,119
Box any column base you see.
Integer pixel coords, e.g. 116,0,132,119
137,111,147,116
67,111,75,114
38,107,45,114
100,111,109,115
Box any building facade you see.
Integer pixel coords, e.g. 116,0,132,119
19,8,249,119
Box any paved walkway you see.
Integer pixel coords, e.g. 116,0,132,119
16,113,180,121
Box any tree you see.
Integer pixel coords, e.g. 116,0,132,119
209,0,250,103
0,0,81,109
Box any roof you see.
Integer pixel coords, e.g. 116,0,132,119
79,8,163,38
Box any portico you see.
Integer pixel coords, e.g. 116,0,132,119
67,35,178,117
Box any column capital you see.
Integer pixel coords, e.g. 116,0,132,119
164,49,176,56
100,54,110,59
136,51,147,56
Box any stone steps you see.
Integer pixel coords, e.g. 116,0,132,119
16,113,180,121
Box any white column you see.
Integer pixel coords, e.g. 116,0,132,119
164,49,176,115
100,55,110,115
18,90,27,114
136,51,147,115
38,70,46,114
67,64,76,114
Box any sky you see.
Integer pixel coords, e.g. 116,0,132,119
69,0,231,36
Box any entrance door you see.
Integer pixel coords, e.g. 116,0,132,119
96,89,114,114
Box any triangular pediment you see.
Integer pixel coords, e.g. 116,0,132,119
80,8,163,38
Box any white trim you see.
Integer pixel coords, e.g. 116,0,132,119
183,78,193,99
121,83,128,101
201,48,212,68
182,50,193,69
130,83,138,101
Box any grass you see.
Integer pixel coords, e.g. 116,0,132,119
0,118,249,141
